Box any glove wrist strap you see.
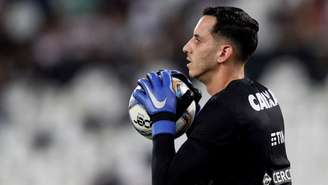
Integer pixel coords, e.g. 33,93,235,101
151,112,176,123
152,120,176,136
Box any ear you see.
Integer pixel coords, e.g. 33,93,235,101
216,44,233,64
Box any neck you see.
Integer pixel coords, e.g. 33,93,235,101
203,62,245,96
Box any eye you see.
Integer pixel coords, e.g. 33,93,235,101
193,36,200,43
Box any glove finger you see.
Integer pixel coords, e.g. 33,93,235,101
192,87,202,103
169,70,202,103
137,78,151,90
160,69,173,91
137,78,152,96
133,86,146,94
170,69,182,76
170,70,193,88
133,88,148,106
146,72,161,88
156,69,164,75
176,90,193,120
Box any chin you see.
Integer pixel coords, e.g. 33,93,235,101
187,70,194,78
188,70,198,79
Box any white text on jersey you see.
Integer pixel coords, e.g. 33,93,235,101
248,90,278,111
271,130,285,147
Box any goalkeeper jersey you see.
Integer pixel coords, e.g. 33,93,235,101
152,78,291,185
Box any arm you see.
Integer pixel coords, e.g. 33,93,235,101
152,134,213,185
133,70,208,185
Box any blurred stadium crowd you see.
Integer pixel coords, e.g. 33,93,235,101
0,0,327,185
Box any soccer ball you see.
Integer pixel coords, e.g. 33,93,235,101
128,77,197,139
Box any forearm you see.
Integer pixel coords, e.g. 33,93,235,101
152,134,176,185
152,135,213,185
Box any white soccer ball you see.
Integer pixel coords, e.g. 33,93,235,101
128,77,197,139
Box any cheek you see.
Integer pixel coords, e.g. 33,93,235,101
195,46,217,64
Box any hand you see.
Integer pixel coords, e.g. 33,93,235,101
170,70,202,115
133,70,177,136
160,69,202,119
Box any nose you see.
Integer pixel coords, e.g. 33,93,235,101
182,40,191,55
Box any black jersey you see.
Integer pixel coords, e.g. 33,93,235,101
152,78,291,185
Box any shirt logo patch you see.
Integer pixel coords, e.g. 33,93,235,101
271,130,285,147
248,90,278,111
263,173,272,185
272,168,292,185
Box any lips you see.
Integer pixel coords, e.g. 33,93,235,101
186,56,191,66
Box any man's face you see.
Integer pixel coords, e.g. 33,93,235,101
183,16,220,80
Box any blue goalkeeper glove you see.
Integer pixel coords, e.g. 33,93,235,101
133,69,177,136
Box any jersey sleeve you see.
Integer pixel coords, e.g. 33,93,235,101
152,134,215,185
152,96,240,185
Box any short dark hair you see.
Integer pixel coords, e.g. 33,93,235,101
203,6,259,61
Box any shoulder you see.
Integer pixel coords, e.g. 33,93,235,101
192,78,255,125
215,78,279,113
186,83,242,144
187,78,275,141
210,78,256,112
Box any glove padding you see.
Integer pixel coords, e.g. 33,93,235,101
133,70,177,136
133,69,202,136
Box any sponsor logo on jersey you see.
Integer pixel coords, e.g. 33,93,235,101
248,90,278,111
271,130,285,147
263,173,272,185
272,168,292,185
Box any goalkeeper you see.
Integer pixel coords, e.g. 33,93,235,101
133,6,291,185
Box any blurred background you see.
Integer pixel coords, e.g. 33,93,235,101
0,0,327,184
